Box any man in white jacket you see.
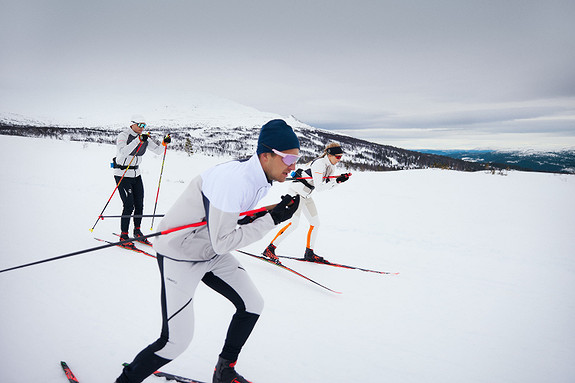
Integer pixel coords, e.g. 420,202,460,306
113,115,170,247
115,119,301,383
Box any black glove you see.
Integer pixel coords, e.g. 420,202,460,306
269,195,300,225
336,173,350,183
237,210,268,225
140,132,150,142
163,134,171,145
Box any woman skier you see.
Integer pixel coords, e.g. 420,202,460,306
262,142,351,263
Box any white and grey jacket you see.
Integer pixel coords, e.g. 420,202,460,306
289,155,338,198
113,127,164,178
153,154,276,261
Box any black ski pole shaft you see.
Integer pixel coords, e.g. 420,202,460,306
1,206,272,274
151,145,168,230
0,220,232,274
285,173,351,181
99,214,165,219
89,140,144,232
0,234,159,274
0,221,210,274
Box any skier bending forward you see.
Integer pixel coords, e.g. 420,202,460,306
115,119,301,383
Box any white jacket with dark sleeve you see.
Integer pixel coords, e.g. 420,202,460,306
153,154,277,261
113,127,164,178
289,155,338,198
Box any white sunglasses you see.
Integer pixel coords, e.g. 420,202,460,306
271,148,300,166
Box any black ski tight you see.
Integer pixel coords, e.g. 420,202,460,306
115,175,144,233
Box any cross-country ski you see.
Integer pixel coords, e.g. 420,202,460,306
275,254,399,275
153,370,206,383
122,363,206,383
113,232,154,247
94,236,156,258
235,249,342,294
60,361,80,383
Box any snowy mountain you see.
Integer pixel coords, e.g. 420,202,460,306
0,91,485,172
4,90,572,173
1,122,490,172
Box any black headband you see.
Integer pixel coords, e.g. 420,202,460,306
326,146,343,155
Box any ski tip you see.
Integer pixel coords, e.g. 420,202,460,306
89,228,93,232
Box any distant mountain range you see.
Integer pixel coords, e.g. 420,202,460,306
418,149,575,174
3,123,574,174
1,91,574,174
0,123,486,173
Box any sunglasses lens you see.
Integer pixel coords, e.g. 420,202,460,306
272,148,299,166
335,155,342,159
281,155,299,166
138,123,146,128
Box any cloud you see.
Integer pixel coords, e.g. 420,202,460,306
1,0,575,150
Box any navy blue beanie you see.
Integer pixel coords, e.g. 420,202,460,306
257,119,300,155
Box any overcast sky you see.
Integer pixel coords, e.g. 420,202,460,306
1,0,574,150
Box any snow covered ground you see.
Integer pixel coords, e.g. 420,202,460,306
1,134,574,383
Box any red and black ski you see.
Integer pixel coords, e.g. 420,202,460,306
94,236,156,258
153,370,206,383
276,254,399,275
113,232,153,247
60,361,79,383
235,249,342,294
122,363,206,383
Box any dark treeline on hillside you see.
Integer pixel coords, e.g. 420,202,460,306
1,124,492,172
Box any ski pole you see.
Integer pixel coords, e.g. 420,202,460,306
99,214,165,219
151,144,168,230
90,140,144,232
0,223,203,274
286,173,352,181
0,205,273,274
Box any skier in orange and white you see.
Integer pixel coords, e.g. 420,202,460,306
262,142,351,263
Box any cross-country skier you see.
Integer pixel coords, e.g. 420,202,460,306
115,119,301,383
262,142,350,263
112,115,171,248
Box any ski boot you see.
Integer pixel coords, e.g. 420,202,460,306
304,248,327,263
213,357,252,383
262,243,280,264
118,232,137,250
133,227,153,246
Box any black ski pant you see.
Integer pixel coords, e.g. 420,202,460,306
116,253,263,383
115,175,144,234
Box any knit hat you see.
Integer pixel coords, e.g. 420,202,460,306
257,119,300,155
